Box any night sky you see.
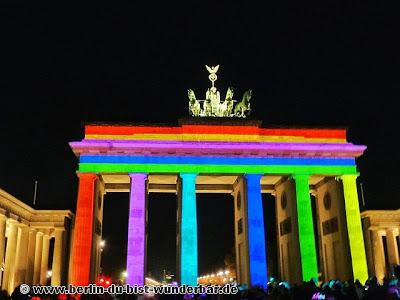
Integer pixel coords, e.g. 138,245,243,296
1,4,399,281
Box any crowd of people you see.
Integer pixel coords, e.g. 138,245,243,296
2,265,400,300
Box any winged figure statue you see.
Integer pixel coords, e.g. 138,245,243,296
205,65,219,74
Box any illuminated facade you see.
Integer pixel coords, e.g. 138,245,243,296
0,189,73,293
69,118,369,287
361,210,400,281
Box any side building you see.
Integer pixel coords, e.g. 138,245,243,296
0,188,73,294
361,209,400,281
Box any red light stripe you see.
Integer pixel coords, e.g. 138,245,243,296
260,128,346,139
85,125,346,139
181,125,259,134
85,125,181,135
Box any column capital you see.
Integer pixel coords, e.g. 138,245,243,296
388,227,399,236
17,223,29,229
28,227,37,233
42,233,51,240
244,173,263,180
291,173,311,180
180,173,198,180
338,174,359,181
76,172,98,181
128,173,148,180
7,218,20,226
0,213,7,220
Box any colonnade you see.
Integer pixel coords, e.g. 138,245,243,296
70,172,369,288
362,210,400,281
0,189,73,293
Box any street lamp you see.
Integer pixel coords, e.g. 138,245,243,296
99,239,106,274
100,240,106,250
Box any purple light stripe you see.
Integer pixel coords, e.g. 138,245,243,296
70,140,366,154
126,173,147,285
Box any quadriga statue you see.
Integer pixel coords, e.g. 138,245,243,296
234,90,252,117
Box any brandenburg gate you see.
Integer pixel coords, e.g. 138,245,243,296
69,66,369,287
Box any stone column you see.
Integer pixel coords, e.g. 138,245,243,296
2,219,18,293
33,232,43,284
386,229,400,266
13,225,29,289
25,228,37,285
232,176,251,285
245,174,268,287
340,175,368,283
179,173,198,286
51,228,65,286
0,215,7,285
293,174,319,281
70,173,97,286
126,173,148,285
371,230,385,281
40,235,50,285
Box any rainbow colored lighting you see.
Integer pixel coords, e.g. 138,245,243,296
70,140,366,157
180,173,198,286
82,124,348,143
293,174,319,281
79,155,355,166
69,121,368,287
341,175,368,283
84,124,347,139
79,163,358,175
246,174,268,287
70,173,97,286
126,173,147,285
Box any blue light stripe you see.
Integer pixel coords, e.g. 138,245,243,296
80,155,355,166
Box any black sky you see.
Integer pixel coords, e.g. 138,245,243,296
1,3,400,280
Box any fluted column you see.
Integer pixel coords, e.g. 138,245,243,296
33,232,43,284
70,173,97,286
51,228,65,286
245,174,268,287
40,235,50,285
371,230,385,281
13,225,29,289
0,215,7,285
126,173,148,285
340,175,368,283
3,220,18,293
25,228,37,285
179,173,198,286
293,174,318,281
386,229,399,266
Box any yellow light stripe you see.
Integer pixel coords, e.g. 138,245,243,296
85,134,346,143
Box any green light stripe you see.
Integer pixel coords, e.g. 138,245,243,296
78,163,358,175
341,175,368,283
293,175,319,281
